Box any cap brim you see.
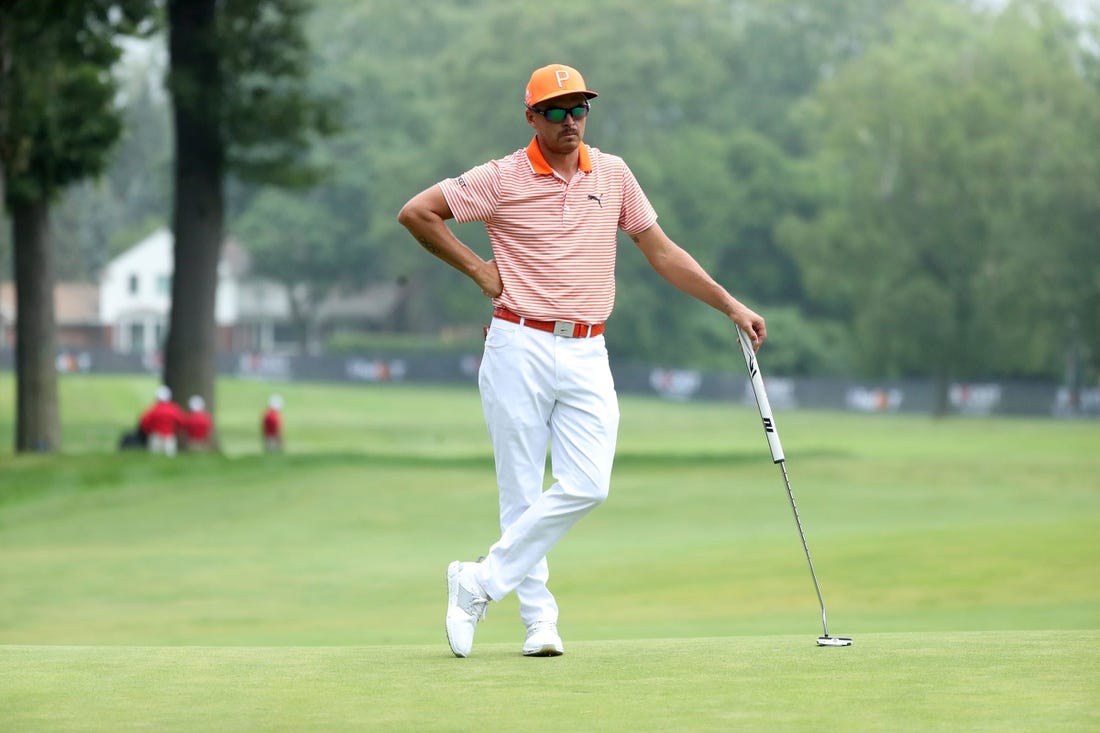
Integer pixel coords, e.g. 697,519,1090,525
532,89,599,106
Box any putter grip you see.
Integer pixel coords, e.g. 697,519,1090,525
735,325,785,463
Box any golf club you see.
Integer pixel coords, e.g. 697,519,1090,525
735,325,852,647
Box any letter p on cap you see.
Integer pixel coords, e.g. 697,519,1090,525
524,64,599,107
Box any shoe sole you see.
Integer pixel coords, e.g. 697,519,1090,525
522,646,564,657
445,561,467,658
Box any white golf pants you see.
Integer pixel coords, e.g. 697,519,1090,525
475,316,620,627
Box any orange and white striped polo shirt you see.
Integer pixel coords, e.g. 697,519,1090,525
438,136,658,324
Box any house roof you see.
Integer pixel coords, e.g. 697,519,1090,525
103,227,250,279
56,283,100,323
0,281,100,325
316,282,403,321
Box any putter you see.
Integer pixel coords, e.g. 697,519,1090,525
735,325,852,647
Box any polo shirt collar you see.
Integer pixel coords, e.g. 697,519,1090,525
526,136,592,176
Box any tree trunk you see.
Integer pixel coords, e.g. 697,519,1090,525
12,197,60,452
284,281,310,354
932,365,951,418
163,0,224,414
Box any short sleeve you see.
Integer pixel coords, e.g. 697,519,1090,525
438,160,501,224
618,164,659,236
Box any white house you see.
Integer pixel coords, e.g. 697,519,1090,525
98,227,402,355
99,228,294,354
100,228,173,353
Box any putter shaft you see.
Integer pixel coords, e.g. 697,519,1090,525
735,325,851,646
778,460,830,638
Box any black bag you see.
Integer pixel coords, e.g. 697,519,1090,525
118,427,148,450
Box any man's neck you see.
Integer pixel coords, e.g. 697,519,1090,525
547,157,578,180
538,141,580,180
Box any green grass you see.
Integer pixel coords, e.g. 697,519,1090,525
1,373,1098,731
4,633,1096,732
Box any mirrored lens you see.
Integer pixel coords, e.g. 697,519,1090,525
539,105,589,123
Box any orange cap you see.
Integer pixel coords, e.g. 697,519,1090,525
524,64,599,107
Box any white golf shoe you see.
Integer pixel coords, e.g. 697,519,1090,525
446,561,489,658
522,620,564,657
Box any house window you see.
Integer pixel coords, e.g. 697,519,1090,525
157,275,171,295
128,274,139,295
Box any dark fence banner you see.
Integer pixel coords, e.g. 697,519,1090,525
2,347,1097,419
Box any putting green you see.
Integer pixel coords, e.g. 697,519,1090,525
2,633,1096,732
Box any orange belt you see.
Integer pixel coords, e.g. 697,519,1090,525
493,306,605,339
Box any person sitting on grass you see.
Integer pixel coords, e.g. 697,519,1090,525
183,395,214,452
139,385,184,457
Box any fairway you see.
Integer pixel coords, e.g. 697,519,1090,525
1,375,1098,731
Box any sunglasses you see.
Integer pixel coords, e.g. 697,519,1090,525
527,102,590,123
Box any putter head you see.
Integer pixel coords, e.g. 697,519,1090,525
817,635,853,647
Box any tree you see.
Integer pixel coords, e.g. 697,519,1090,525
163,0,337,414
302,0,911,368
0,0,155,452
51,44,174,280
32,0,1094,382
983,0,1100,393
233,188,363,352
779,0,1100,410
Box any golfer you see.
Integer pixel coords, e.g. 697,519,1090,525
398,63,766,658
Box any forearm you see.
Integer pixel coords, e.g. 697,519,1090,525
397,188,499,294
399,208,486,281
639,237,743,318
631,224,765,347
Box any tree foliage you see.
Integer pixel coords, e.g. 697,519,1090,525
233,188,365,350
263,0,913,367
778,0,1100,406
48,56,173,280
162,0,338,415
1,1,154,207
0,0,156,451
21,0,1095,388
211,0,1089,382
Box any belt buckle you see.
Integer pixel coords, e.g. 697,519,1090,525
553,321,575,338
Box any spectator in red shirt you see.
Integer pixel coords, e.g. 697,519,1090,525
184,395,214,452
139,385,184,457
262,394,283,453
